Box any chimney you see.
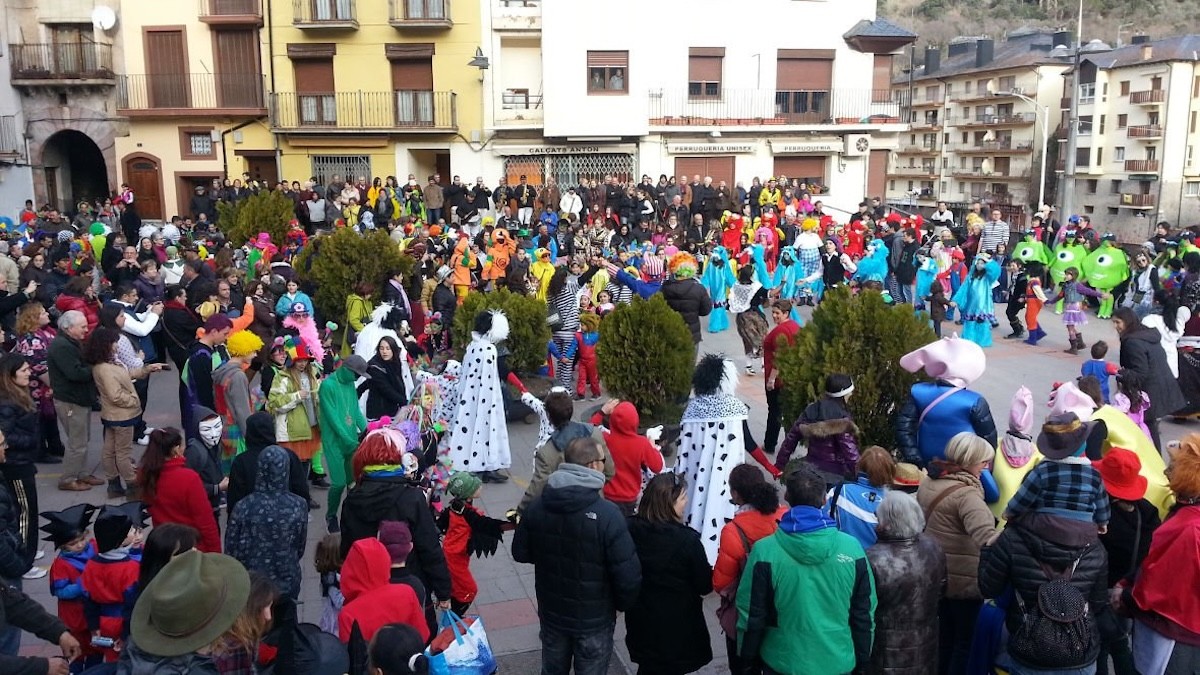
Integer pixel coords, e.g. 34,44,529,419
1131,34,1150,45
924,46,941,75
975,38,995,68
1053,30,1072,48
948,40,972,58
1141,44,1153,60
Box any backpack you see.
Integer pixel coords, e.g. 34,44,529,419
1007,540,1099,669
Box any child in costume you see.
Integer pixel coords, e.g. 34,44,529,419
1022,261,1049,345
794,219,824,305
701,246,735,332
1050,230,1089,314
1080,234,1129,319
1046,266,1107,355
1081,340,1119,403
81,502,145,663
950,253,1002,348
437,472,514,616
42,504,100,671
1113,369,1153,440
729,264,769,375
925,281,950,337
315,533,344,636
573,312,602,401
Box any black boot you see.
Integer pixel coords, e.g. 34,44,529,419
107,478,125,499
1075,333,1086,352
1064,335,1080,355
1004,321,1025,339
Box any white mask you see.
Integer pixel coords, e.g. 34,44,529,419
198,418,224,447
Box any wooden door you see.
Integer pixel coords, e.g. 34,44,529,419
867,149,888,200
44,169,60,212
436,153,451,182
125,157,163,220
214,30,262,108
245,156,279,187
50,24,94,76
145,30,188,108
673,156,734,187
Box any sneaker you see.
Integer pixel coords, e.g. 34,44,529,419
307,498,320,510
33,550,45,561
326,515,340,534
23,566,47,580
310,475,331,489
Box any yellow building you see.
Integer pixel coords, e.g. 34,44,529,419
115,0,272,221
267,0,483,187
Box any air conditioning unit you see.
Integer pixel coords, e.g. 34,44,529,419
844,134,871,157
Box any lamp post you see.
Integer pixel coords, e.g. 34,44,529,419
1009,91,1049,213
1055,0,1086,223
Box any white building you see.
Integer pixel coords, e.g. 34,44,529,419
475,0,915,216
0,24,34,214
1066,35,1200,242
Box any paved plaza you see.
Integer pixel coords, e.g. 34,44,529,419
18,303,1188,673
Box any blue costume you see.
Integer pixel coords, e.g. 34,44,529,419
613,268,662,300
952,259,1001,348
898,381,1000,502
701,246,736,333
772,246,804,324
854,239,890,283
915,255,938,312
751,244,775,289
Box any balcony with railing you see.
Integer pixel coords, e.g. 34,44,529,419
198,0,262,26
1127,124,1163,139
1124,159,1160,172
0,117,22,159
1130,89,1165,105
950,168,1031,180
389,0,451,28
495,89,542,126
10,43,115,85
117,73,266,116
886,166,939,178
293,0,358,28
493,0,541,31
911,116,943,130
952,140,1034,153
648,88,902,127
909,93,944,108
896,142,939,154
1120,193,1156,208
951,113,1036,128
270,90,456,131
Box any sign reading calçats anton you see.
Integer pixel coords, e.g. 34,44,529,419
492,144,638,156
666,142,757,154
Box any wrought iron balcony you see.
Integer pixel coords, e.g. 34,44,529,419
118,74,266,115
10,43,114,84
389,0,452,28
648,88,902,126
293,0,358,28
198,0,263,25
1127,124,1163,139
270,90,457,131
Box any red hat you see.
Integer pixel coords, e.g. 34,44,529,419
1093,448,1148,501
291,342,314,362
951,249,965,261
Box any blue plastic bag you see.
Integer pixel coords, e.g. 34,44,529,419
426,610,497,675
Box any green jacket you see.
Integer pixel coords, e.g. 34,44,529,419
736,507,876,675
47,334,95,407
317,364,367,458
266,365,320,443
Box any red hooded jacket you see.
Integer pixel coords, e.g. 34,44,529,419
338,538,430,643
142,457,221,553
592,402,664,503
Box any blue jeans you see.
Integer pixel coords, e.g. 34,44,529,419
0,578,22,656
1009,664,1096,675
540,623,614,675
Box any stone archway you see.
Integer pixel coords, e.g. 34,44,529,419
40,130,109,213
24,106,122,213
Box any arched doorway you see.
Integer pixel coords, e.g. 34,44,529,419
121,154,164,221
41,130,110,214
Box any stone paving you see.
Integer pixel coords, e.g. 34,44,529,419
17,301,1191,673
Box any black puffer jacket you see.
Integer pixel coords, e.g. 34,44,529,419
660,278,711,344
866,534,946,675
978,519,1121,669
512,464,641,634
0,400,41,467
1119,325,1186,419
227,412,311,515
0,480,31,579
184,405,224,511
339,473,451,601
624,518,713,673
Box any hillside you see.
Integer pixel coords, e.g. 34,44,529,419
879,0,1200,51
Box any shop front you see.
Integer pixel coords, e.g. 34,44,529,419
490,143,638,187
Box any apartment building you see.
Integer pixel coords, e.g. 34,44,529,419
482,0,915,215
888,29,1068,217
0,25,33,209
6,0,125,211
1065,35,1200,242
264,0,482,189
114,0,268,220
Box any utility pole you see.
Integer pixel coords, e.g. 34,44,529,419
1060,0,1084,221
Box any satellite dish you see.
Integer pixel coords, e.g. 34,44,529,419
92,6,117,31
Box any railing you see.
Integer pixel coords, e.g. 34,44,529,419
293,0,357,25
952,113,1036,126
270,90,456,130
887,167,939,177
389,0,451,24
502,90,542,109
910,94,944,107
1127,124,1163,138
1124,159,1160,172
0,116,22,157
897,143,939,153
648,88,903,125
911,117,943,129
950,168,1031,179
10,43,114,81
198,0,261,19
1130,89,1165,104
118,73,266,111
1121,193,1156,207
952,140,1035,152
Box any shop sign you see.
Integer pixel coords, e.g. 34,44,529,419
666,142,756,154
493,144,637,156
769,139,842,154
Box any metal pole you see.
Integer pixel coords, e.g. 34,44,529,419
1061,53,1081,220
1038,108,1048,211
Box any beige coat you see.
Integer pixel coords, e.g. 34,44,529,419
93,361,146,423
916,471,997,600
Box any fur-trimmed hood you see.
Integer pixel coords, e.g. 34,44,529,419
795,418,859,440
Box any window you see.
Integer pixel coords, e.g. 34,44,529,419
1110,179,1122,194
292,56,336,125
775,49,833,120
1147,146,1157,160
998,75,1016,92
1086,179,1098,194
388,44,436,126
963,106,971,118
1191,111,1197,133
1080,82,1095,103
1076,147,1091,167
1149,112,1160,125
997,103,1013,117
1102,82,1108,100
587,51,627,94
1079,115,1093,135
924,84,940,101
311,155,371,186
1118,114,1128,129
180,128,215,159
1186,181,1200,196
688,48,724,99
889,180,895,190
1194,76,1200,98
1114,146,1125,161
1108,207,1119,215
1099,115,1105,134
1151,76,1162,90
1096,148,1103,165
1084,204,1095,214
1120,80,1130,96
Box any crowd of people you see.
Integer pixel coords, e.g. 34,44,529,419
0,170,1195,675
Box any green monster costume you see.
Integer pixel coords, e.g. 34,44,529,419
1012,231,1051,266
1080,236,1129,319
1051,231,1089,314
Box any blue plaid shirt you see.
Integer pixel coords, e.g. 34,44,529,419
1006,459,1110,525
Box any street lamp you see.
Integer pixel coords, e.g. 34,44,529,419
1007,91,1049,214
